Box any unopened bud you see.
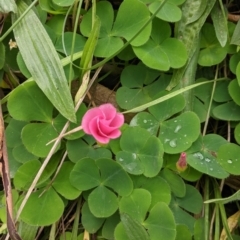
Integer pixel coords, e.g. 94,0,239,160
176,152,187,172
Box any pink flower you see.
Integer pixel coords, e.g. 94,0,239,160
176,152,187,172
81,103,124,144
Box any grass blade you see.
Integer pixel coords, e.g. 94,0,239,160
12,0,76,122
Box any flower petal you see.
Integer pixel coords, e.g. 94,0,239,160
82,108,103,134
99,103,117,120
109,113,124,127
88,118,109,144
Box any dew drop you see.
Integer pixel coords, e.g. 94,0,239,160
164,139,170,143
169,139,177,148
174,125,182,133
227,160,232,164
193,152,204,160
184,134,187,137
132,153,137,159
119,158,123,162
143,120,147,123
174,120,177,123
205,158,211,162
210,168,213,171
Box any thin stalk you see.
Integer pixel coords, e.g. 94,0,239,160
71,198,82,240
204,176,210,240
214,204,220,240
0,0,38,42
202,65,219,136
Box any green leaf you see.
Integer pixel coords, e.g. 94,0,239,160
148,92,185,122
102,212,120,240
119,189,151,223
230,19,240,45
55,32,86,55
52,161,81,200
14,160,42,190
176,225,192,240
144,202,176,240
81,202,105,233
176,184,203,214
133,19,187,71
234,123,240,145
6,119,27,148
21,123,60,158
52,0,74,7
117,126,163,177
88,185,118,218
159,112,200,154
19,187,64,226
67,138,112,162
187,135,229,179
161,168,186,198
130,112,159,136
213,101,240,121
170,198,196,233
8,81,53,122
13,144,38,163
80,1,123,57
0,0,17,13
211,1,228,47
198,23,228,66
121,213,150,240
70,158,101,191
136,176,171,207
229,79,240,106
148,0,183,22
96,158,133,196
53,104,87,140
112,0,151,46
213,80,231,103
217,143,240,175
17,52,31,78
12,0,76,122
0,42,5,69
116,64,163,110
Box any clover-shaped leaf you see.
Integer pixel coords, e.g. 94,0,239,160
133,18,187,71
18,187,64,226
198,23,228,66
80,0,151,57
81,202,105,233
228,79,240,106
8,81,53,122
67,138,112,162
187,135,229,179
116,126,163,177
52,162,81,200
170,184,202,233
147,0,185,22
116,64,170,110
144,202,176,240
148,92,185,122
21,123,60,158
115,190,176,240
119,189,151,223
131,175,171,208
159,112,200,154
217,143,240,175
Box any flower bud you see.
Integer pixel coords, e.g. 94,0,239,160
176,152,187,172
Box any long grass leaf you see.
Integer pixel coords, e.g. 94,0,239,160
12,0,76,122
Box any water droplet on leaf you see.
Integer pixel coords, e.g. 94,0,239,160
169,139,177,148
227,160,232,164
174,125,182,133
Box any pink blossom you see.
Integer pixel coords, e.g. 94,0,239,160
176,152,187,172
81,103,124,144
